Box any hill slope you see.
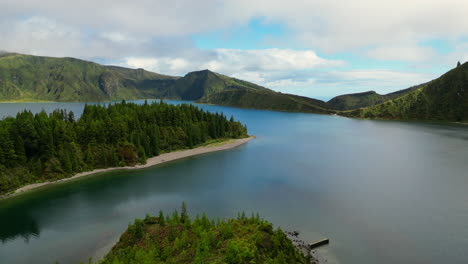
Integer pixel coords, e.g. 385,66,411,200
0,53,178,101
0,54,332,114
178,70,334,114
169,69,270,100
199,89,334,114
326,85,422,111
341,63,468,122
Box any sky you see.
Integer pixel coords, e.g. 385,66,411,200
1,0,468,100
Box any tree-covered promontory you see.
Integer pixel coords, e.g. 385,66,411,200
0,101,248,195
99,204,310,264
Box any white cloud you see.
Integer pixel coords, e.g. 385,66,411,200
232,0,468,53
2,0,468,53
367,45,437,62
0,0,467,97
124,57,191,74
101,32,130,43
0,0,249,36
0,16,84,57
121,49,343,75
265,70,438,99
120,50,437,98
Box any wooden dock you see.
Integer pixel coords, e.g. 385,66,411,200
308,238,330,249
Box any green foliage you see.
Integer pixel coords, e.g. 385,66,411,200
326,85,422,111
0,101,248,195
99,204,308,264
341,62,468,122
0,54,177,102
158,210,166,226
225,239,256,264
199,89,334,114
0,54,334,115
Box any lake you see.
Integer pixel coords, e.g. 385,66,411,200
1,101,468,264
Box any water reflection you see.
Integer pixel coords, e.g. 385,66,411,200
0,207,40,243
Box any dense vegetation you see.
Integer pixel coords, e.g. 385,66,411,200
0,53,332,114
325,85,421,111
0,53,177,101
170,69,271,100
100,203,309,264
199,89,334,114
341,62,468,121
0,101,248,195
0,54,268,103
2,53,467,121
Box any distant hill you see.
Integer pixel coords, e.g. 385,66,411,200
169,69,270,100
199,89,334,114
0,53,331,114
0,53,178,101
326,85,422,111
341,62,468,122
2,53,467,121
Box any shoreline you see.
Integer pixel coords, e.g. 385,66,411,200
1,136,255,200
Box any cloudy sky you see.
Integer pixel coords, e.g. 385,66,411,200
1,0,468,99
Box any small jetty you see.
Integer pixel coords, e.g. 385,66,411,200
284,230,330,263
308,238,330,249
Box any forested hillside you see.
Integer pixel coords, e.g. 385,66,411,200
341,62,468,121
325,85,421,111
198,89,334,114
0,53,334,115
0,101,248,195
99,204,310,264
0,53,178,101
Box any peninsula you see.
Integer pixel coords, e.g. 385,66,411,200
0,101,250,196
5,136,254,199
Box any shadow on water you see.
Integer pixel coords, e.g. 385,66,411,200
0,211,40,243
0,150,234,244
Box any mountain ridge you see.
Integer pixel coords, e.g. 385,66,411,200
0,53,182,101
325,84,425,111
1,53,467,121
0,53,332,114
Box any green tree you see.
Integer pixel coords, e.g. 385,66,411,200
0,101,248,195
181,202,188,224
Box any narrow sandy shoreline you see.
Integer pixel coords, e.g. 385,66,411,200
1,136,255,200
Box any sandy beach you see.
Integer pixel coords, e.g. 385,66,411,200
3,136,254,199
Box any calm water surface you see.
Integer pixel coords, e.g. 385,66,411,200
1,101,468,264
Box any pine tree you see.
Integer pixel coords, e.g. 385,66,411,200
0,101,248,195
158,210,166,226
457,61,461,67
181,202,188,224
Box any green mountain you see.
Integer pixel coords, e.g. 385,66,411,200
3,53,466,121
199,89,334,114
0,53,332,114
0,53,178,101
169,69,270,100
175,70,334,113
341,62,468,122
326,85,421,111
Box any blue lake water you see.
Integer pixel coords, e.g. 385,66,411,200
1,100,468,263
